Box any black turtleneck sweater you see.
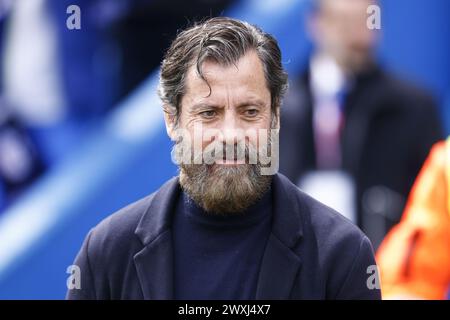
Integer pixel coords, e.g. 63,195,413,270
172,188,272,300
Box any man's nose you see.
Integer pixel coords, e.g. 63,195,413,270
218,110,243,144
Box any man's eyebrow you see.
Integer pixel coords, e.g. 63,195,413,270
236,100,267,108
191,100,267,111
190,103,222,111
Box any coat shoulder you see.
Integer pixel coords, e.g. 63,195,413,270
302,191,366,244
277,175,380,299
278,173,375,275
86,192,156,264
92,193,155,242
67,192,158,299
278,173,367,245
87,176,179,258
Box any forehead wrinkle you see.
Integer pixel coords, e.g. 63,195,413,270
183,51,271,114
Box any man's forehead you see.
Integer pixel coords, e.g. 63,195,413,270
183,51,269,100
187,51,265,83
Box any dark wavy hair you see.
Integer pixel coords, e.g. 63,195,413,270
158,17,288,123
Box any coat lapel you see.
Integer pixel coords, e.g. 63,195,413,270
133,177,180,299
255,234,302,299
134,230,174,299
255,174,304,299
132,174,304,299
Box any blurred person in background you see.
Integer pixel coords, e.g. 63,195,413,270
97,0,235,100
0,0,47,210
279,0,443,249
48,0,234,119
376,138,450,299
0,0,232,212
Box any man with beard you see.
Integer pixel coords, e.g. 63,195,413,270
67,17,381,300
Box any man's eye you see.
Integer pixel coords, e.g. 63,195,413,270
244,109,259,117
200,110,216,118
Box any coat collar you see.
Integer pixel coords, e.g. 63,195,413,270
255,173,304,299
133,173,304,299
270,173,304,247
133,176,179,299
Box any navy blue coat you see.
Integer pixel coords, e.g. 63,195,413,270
67,174,381,300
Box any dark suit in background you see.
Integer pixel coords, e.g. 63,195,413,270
280,64,443,248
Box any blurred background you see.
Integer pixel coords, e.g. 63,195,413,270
0,0,448,299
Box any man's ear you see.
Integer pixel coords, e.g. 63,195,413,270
163,108,177,141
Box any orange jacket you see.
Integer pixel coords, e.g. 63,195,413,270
376,139,450,299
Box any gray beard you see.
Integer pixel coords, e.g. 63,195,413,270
172,127,275,215
179,162,272,215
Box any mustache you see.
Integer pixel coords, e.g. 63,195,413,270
173,139,272,166
202,141,257,164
